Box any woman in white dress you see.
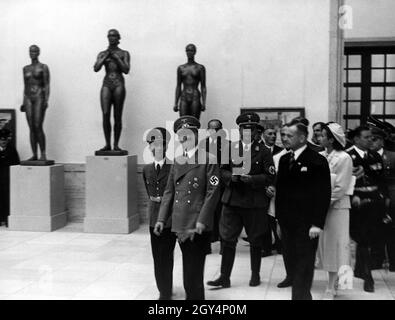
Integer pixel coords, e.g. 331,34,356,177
316,123,353,299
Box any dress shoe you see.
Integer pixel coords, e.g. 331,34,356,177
249,274,261,287
363,280,374,293
277,278,293,288
207,275,231,288
389,265,395,272
158,295,172,300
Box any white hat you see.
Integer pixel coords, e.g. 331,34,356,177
327,122,346,147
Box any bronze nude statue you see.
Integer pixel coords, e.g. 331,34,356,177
21,45,53,165
173,44,206,120
94,29,130,155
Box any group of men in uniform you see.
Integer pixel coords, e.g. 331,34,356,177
142,111,395,300
347,123,395,293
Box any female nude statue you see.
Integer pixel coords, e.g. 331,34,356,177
173,44,206,120
21,45,50,161
94,29,130,154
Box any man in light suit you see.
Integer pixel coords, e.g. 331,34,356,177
143,127,176,300
155,116,220,300
275,120,331,300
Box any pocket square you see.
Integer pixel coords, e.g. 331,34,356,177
301,166,308,172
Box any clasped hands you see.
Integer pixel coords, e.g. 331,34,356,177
154,221,206,242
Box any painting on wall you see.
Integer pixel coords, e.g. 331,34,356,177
241,107,305,130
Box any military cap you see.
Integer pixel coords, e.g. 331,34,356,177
173,115,201,133
0,128,11,139
370,127,386,139
146,127,170,144
236,112,260,128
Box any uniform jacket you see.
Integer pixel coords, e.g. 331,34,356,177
221,140,275,209
382,149,395,218
157,151,221,233
320,150,353,209
142,160,172,228
275,146,331,229
348,148,387,200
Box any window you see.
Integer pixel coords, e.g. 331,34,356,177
343,44,395,129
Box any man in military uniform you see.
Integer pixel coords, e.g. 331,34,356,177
207,112,276,288
155,116,220,300
348,126,388,292
369,127,395,271
199,119,229,247
143,127,176,300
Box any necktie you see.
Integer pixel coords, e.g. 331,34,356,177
289,150,295,170
183,149,188,158
156,164,161,175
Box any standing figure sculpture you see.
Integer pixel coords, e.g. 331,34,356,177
94,29,130,155
21,45,53,164
173,44,206,120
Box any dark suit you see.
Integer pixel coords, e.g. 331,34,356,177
0,145,20,224
275,146,331,300
143,160,176,299
158,151,220,300
365,149,395,270
348,148,387,282
219,140,275,280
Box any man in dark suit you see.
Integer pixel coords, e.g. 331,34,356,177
155,116,220,300
199,119,229,247
291,117,324,153
207,112,276,288
0,129,20,227
275,120,331,300
143,127,176,300
348,126,388,292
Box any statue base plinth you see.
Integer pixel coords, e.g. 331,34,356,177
95,150,128,156
84,155,139,234
20,160,55,166
9,164,67,232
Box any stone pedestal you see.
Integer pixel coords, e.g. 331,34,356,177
84,155,139,234
9,165,67,232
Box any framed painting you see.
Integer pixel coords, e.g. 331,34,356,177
0,109,16,147
241,107,305,130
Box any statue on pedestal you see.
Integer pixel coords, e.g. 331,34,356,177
94,29,130,155
20,45,54,166
173,44,206,120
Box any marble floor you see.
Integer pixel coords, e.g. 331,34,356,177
0,223,394,300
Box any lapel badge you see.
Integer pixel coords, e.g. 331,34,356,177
301,166,308,172
269,165,276,175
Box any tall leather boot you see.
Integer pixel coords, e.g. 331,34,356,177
250,246,262,286
207,246,235,288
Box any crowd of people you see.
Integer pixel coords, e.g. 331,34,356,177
143,112,395,300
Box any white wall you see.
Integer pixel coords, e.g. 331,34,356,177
0,0,332,163
344,0,395,39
